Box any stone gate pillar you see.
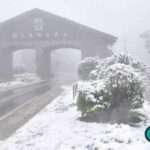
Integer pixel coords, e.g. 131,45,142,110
36,49,51,80
0,50,13,81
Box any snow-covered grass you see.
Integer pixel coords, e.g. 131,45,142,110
0,85,150,150
0,73,41,91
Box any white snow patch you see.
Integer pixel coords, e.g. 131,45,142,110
0,73,41,91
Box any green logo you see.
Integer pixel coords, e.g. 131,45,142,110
145,127,150,142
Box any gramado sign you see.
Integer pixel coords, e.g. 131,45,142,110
11,32,67,39
11,18,67,39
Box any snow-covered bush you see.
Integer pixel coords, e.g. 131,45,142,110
77,80,109,117
90,53,146,80
77,53,147,124
77,57,99,80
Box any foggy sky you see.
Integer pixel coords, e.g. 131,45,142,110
0,0,150,64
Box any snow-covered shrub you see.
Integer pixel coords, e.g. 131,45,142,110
77,53,147,124
77,80,110,117
90,52,146,80
103,64,145,123
77,57,99,80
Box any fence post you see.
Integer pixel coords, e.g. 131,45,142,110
73,83,78,99
73,84,75,99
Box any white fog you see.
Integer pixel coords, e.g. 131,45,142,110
0,1,150,150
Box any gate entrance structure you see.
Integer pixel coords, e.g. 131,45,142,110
0,8,117,81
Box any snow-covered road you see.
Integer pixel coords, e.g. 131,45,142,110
0,73,41,91
0,86,150,150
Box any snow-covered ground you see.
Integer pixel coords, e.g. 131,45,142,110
0,85,150,150
0,73,41,91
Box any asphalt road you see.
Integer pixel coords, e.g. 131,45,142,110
0,81,51,120
0,79,65,140
0,77,76,139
